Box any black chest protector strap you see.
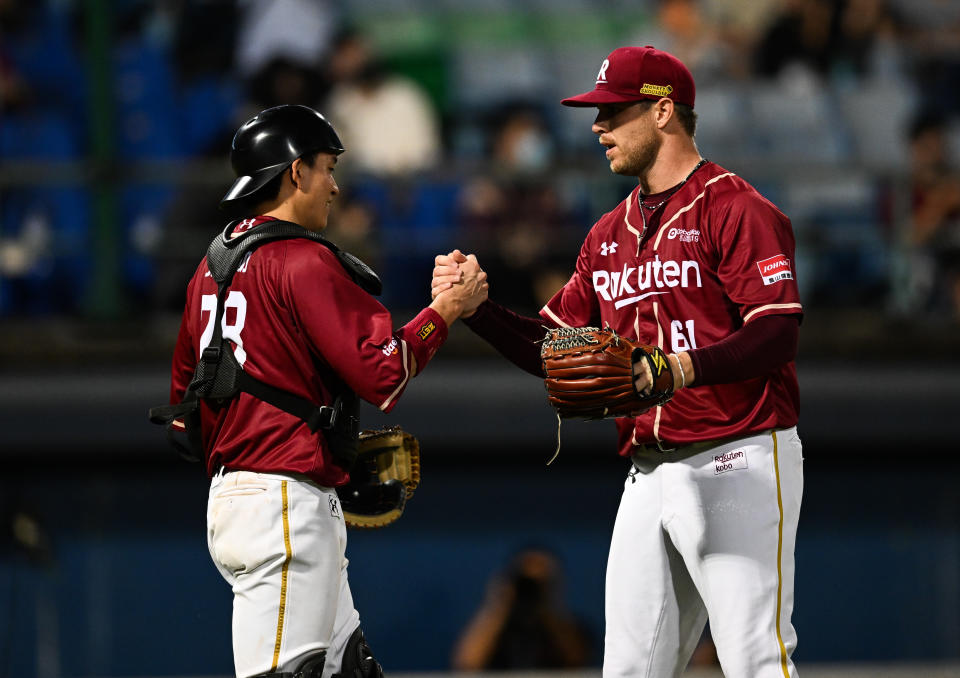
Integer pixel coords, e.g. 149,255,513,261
149,220,381,465
206,220,382,296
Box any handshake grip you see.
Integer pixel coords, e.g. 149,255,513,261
540,326,675,419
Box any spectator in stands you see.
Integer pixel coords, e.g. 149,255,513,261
152,128,236,314
247,56,326,111
700,0,781,78
324,29,442,176
890,0,960,114
630,0,737,82
233,0,339,83
832,0,905,80
456,104,581,315
0,0,88,315
895,111,960,320
324,189,382,275
753,0,841,80
451,547,593,671
490,105,555,175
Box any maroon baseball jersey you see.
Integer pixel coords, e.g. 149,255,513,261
169,216,447,486
540,162,803,455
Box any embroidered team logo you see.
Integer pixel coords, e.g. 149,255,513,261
714,449,748,475
600,241,618,256
756,254,793,285
329,496,340,518
418,321,436,340
596,59,610,84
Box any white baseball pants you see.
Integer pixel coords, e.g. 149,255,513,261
604,427,803,678
207,470,361,678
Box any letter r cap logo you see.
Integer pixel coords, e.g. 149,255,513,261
597,59,610,83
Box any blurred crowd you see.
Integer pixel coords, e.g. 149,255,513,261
2,0,960,323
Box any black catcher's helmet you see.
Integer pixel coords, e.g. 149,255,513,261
220,104,345,207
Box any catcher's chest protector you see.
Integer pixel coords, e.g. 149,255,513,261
149,220,381,466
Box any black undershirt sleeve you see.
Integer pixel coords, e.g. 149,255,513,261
687,314,800,386
461,300,552,377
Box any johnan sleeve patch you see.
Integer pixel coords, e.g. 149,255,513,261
755,254,793,286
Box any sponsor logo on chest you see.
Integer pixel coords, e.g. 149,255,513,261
593,255,703,309
667,227,700,242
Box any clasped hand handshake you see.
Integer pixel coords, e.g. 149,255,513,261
429,249,488,322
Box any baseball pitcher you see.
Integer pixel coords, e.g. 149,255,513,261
434,46,804,677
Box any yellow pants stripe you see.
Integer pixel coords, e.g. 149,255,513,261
271,481,293,670
772,431,790,678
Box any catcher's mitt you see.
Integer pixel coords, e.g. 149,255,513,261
541,326,675,419
337,426,420,529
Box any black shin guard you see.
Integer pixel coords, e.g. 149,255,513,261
249,649,326,678
332,627,383,678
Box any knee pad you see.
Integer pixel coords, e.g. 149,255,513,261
249,649,326,678
333,627,383,678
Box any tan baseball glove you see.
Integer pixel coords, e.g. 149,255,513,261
337,426,421,529
541,326,675,419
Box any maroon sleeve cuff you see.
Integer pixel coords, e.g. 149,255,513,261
688,314,799,386
402,307,449,374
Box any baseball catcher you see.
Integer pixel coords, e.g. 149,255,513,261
541,326,675,419
338,427,421,529
150,104,488,678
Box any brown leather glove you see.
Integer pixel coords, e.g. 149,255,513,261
541,326,674,419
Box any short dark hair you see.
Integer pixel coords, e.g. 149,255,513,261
674,104,697,137
634,99,697,137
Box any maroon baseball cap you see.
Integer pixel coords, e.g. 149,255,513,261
561,46,695,109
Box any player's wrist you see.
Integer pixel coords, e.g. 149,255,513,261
670,352,694,390
429,293,464,326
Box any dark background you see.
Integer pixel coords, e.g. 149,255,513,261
2,0,960,675
1,350,958,675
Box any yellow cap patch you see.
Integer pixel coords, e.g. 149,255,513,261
639,83,674,97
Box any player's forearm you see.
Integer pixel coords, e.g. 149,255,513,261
687,314,799,386
329,306,448,412
462,299,550,376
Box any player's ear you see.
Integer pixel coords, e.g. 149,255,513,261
654,98,674,130
289,158,304,191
